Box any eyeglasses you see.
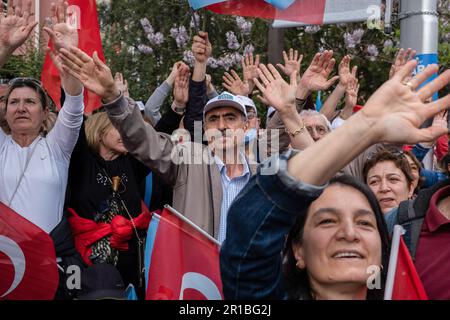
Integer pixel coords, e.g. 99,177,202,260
9,77,43,87
306,125,328,136
247,111,256,120
366,149,406,161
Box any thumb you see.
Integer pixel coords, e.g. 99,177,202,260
92,51,104,69
326,76,340,87
43,27,56,40
276,63,286,74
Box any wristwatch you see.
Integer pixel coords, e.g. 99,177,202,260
172,104,186,115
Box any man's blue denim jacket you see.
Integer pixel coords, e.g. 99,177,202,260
220,150,327,300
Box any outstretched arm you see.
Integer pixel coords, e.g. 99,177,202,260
288,61,450,186
60,46,180,185
320,56,357,121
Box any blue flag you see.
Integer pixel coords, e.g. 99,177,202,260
264,0,295,10
316,90,323,111
188,0,226,10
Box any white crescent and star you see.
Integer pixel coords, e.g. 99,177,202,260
0,235,26,298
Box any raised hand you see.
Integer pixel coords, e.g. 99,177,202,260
60,46,118,102
344,74,359,109
241,53,260,93
44,1,78,76
299,50,340,93
0,0,38,54
114,73,130,98
338,55,357,89
362,61,450,144
43,1,78,52
277,48,303,78
167,61,188,86
389,48,416,79
192,31,212,64
253,63,298,116
222,70,250,96
173,67,190,106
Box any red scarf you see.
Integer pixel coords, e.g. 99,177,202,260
68,207,152,266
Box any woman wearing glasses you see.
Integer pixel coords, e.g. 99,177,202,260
0,0,84,233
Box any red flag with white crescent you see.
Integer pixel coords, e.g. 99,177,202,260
41,0,105,114
0,202,58,300
145,207,223,300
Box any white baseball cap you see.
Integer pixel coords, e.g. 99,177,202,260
267,106,276,122
239,96,257,115
203,92,247,121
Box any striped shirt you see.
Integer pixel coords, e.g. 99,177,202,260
215,154,251,244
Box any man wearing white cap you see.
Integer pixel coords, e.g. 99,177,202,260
93,32,257,243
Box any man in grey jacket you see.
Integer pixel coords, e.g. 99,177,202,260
59,32,258,242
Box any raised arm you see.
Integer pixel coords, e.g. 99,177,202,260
277,48,303,82
44,0,84,158
287,61,450,186
0,0,38,67
320,56,357,121
295,50,340,104
241,52,260,95
144,61,185,125
60,46,180,185
254,64,314,151
183,31,211,136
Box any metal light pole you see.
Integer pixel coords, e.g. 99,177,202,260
400,0,439,89
400,0,439,170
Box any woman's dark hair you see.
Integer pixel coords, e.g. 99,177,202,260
5,78,52,111
283,175,390,300
362,149,414,189
403,150,425,193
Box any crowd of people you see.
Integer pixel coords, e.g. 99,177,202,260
1,0,450,300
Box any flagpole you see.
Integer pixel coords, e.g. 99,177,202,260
164,205,221,246
384,225,406,300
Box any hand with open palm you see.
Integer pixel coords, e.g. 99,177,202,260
361,61,450,145
299,50,339,93
0,0,38,59
253,64,298,117
277,48,303,78
60,46,118,102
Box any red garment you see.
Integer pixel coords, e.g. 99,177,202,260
434,135,448,162
68,208,152,266
414,185,450,300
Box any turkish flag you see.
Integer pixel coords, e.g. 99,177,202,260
207,0,326,24
0,202,59,300
41,0,105,114
391,237,428,300
145,208,223,300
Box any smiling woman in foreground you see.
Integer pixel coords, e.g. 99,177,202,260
220,60,450,300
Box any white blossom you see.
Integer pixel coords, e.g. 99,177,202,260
138,44,153,54
236,16,252,35
170,26,189,49
207,57,219,69
343,28,364,49
140,18,154,34
226,31,240,50
244,44,254,55
305,25,321,34
183,50,195,67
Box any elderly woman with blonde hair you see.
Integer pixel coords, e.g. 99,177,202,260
66,111,151,298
